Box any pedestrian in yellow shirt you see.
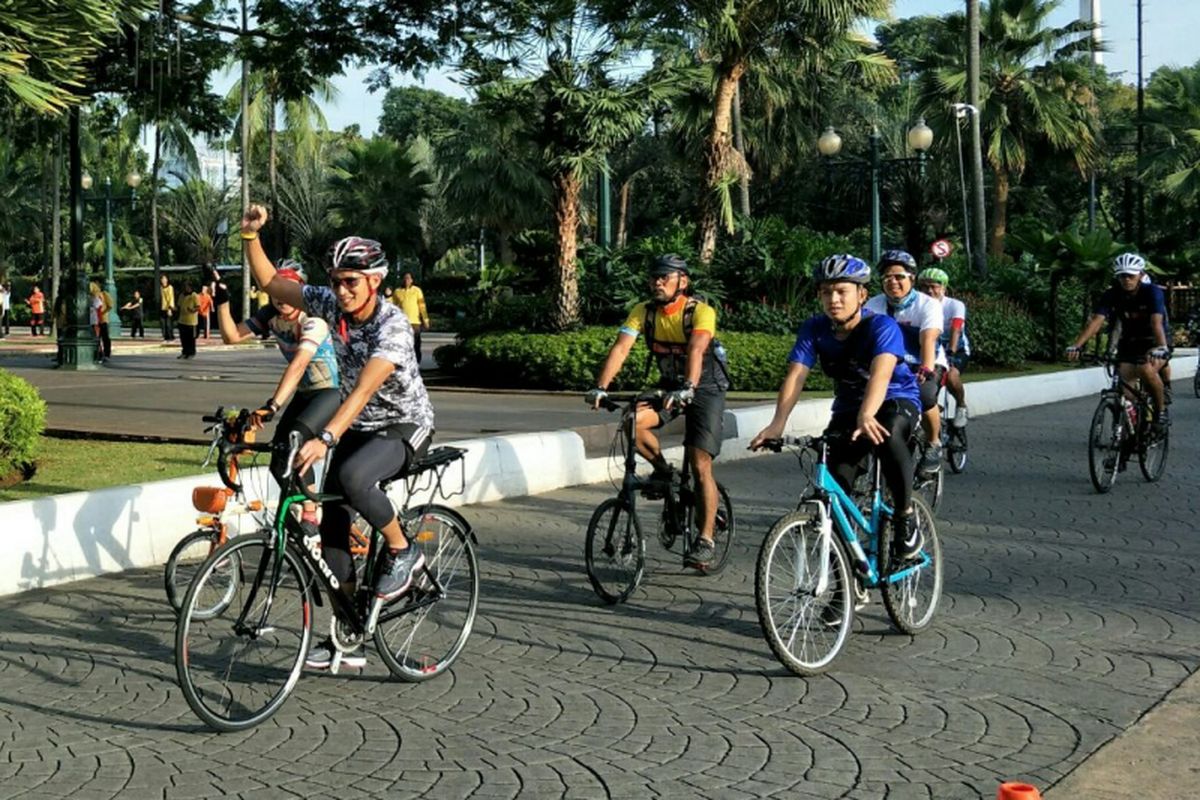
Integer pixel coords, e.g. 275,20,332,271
177,281,200,359
159,274,176,340
390,272,430,363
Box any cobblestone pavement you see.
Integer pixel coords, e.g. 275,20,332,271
1,388,1197,799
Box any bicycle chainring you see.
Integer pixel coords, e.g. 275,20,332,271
330,616,365,652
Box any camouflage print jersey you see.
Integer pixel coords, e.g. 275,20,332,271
301,285,435,434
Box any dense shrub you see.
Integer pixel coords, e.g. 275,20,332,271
454,327,832,393
963,294,1039,367
0,368,46,480
719,300,801,335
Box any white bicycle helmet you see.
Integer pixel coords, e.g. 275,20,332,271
1112,252,1145,276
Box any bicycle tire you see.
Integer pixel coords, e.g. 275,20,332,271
164,529,237,617
694,482,736,576
879,497,942,635
175,535,312,732
584,497,645,605
755,509,853,676
374,506,479,682
1088,401,1122,493
947,428,968,474
1138,419,1169,483
914,466,943,512
1193,368,1200,399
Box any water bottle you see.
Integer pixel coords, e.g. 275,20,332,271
714,341,728,363
1125,402,1138,430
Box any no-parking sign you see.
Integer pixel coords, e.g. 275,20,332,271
930,239,953,259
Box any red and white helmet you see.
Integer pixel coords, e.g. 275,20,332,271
328,237,388,276
276,258,306,283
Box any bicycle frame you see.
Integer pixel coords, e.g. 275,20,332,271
806,441,930,589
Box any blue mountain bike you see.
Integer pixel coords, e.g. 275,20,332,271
755,435,943,676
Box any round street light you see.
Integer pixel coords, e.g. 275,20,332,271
80,172,93,190
907,118,934,152
817,127,843,158
126,172,142,189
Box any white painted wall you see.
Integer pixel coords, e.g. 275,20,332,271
1,355,1194,598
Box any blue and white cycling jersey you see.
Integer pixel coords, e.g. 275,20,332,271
864,291,948,369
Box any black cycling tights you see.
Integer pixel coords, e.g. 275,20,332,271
319,430,412,584
826,399,919,518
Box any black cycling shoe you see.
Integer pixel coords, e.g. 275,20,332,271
893,514,924,563
640,465,675,500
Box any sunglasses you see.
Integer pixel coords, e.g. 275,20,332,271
882,273,911,282
329,274,365,290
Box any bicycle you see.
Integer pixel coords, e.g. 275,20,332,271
174,432,478,732
755,434,942,676
939,387,968,474
163,407,369,614
584,390,735,605
1085,354,1170,493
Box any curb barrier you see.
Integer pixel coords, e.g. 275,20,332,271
997,781,1042,800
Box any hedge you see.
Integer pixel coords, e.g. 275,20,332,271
0,368,46,480
964,295,1039,368
446,327,834,393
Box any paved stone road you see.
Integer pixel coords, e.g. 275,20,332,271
1,389,1197,799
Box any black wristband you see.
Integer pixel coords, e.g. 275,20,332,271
214,282,230,306
265,398,280,413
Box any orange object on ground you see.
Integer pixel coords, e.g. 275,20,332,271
997,782,1041,800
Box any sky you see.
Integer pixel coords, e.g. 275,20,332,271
211,0,1200,139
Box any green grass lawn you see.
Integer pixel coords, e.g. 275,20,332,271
0,436,211,503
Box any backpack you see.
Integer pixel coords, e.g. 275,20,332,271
642,297,732,390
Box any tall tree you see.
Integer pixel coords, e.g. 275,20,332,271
462,1,684,329
919,0,1101,257
1143,63,1200,202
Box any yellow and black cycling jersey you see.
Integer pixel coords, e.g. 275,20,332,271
619,295,728,391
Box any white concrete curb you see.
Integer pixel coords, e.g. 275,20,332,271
1,355,1195,598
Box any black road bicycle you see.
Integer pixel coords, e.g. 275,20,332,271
584,391,735,604
1086,355,1170,493
174,432,479,732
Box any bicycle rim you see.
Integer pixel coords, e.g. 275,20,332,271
755,510,852,676
700,483,736,576
374,508,479,681
1139,426,1169,482
584,498,645,605
915,467,943,512
175,536,311,732
165,529,232,616
948,429,968,474
880,498,942,635
1088,402,1122,493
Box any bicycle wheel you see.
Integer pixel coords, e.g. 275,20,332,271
879,497,942,635
1139,418,1169,482
755,509,853,676
914,465,943,512
164,528,237,616
175,535,312,732
1088,401,1123,493
947,427,968,474
1193,368,1200,399
584,497,645,604
374,507,479,681
695,482,736,576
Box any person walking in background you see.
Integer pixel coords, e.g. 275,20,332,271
0,281,10,337
27,285,45,336
390,272,431,364
160,274,176,340
121,290,145,338
197,285,214,338
177,281,199,359
89,282,112,361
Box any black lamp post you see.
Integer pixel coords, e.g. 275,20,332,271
817,120,934,263
57,108,98,370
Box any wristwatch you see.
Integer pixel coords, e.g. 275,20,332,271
318,429,338,448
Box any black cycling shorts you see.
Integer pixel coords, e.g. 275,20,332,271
948,351,969,372
919,366,947,412
1116,338,1161,365
656,388,726,457
270,388,341,487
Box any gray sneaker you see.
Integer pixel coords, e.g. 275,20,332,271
305,638,366,671
375,545,426,600
684,537,715,570
919,443,943,474
953,406,969,428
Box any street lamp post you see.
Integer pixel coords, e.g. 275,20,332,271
82,171,140,329
818,119,934,264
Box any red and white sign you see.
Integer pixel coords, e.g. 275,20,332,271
930,239,953,259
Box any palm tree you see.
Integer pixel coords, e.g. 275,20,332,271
161,180,236,266
327,138,434,269
632,0,891,263
462,2,684,329
277,156,337,279
919,0,1101,256
1143,63,1200,202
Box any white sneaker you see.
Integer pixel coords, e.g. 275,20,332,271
953,406,969,428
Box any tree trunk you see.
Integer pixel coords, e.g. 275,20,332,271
498,229,515,267
50,128,62,335
733,79,750,220
989,168,1009,257
239,0,251,319
550,170,582,331
697,65,745,265
616,179,632,249
967,0,988,277
268,95,278,259
151,124,163,308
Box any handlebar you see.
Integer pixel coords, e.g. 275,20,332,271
756,435,819,453
598,390,666,413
